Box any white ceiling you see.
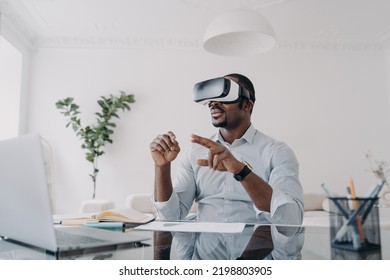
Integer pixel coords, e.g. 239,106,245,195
1,0,390,51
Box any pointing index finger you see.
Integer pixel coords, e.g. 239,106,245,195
191,134,218,149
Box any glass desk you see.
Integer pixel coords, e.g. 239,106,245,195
1,223,389,260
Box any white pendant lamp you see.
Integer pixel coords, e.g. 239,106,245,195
203,9,276,56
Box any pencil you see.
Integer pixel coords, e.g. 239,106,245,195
349,178,365,243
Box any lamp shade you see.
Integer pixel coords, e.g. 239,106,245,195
203,9,276,56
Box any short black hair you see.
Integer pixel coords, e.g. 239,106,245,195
224,73,256,103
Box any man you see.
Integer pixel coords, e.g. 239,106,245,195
149,73,304,224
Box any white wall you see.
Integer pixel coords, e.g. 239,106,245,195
27,46,390,214
1,14,33,137
0,36,23,140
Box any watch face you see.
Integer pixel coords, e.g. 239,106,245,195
233,164,251,181
234,174,243,181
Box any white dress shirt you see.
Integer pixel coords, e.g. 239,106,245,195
153,124,304,225
170,225,304,260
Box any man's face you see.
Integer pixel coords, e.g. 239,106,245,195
208,100,246,129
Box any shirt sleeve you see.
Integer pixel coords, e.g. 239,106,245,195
152,148,198,221
254,143,304,225
152,191,181,220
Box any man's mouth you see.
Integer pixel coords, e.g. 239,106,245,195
210,106,224,118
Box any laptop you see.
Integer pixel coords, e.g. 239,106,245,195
0,133,150,258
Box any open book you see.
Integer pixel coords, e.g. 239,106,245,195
59,208,155,227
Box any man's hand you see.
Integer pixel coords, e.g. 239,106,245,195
150,131,180,166
191,134,244,174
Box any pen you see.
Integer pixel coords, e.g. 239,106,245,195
333,201,367,242
348,178,365,243
345,186,362,248
361,180,386,223
334,184,369,244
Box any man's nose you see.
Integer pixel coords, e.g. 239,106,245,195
208,100,222,107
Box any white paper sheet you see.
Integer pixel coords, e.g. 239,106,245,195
134,221,245,233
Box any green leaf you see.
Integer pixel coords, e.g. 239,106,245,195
70,103,79,111
64,97,74,103
106,122,116,127
86,153,95,163
55,101,64,108
97,100,106,109
123,103,130,110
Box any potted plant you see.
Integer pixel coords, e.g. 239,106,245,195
55,91,135,200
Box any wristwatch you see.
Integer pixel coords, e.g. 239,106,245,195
233,161,252,181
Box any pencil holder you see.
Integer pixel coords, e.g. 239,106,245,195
328,197,381,252
331,246,381,260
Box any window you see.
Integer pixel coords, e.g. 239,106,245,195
0,35,23,140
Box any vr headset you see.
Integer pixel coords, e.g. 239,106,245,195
193,77,253,105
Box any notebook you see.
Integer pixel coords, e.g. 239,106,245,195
0,133,150,257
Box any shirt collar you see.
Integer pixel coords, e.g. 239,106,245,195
213,124,256,145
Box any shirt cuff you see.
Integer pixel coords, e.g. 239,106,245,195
254,187,303,225
152,192,181,220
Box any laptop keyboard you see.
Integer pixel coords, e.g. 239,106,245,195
55,229,105,246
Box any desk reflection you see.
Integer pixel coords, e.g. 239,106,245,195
154,225,305,260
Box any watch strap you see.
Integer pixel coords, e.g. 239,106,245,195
233,162,252,181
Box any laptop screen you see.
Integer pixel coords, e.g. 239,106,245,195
0,133,58,251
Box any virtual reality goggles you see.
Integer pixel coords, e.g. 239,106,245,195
193,77,254,105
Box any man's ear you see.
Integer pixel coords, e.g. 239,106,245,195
244,99,254,112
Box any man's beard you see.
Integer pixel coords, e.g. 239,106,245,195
212,119,227,128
